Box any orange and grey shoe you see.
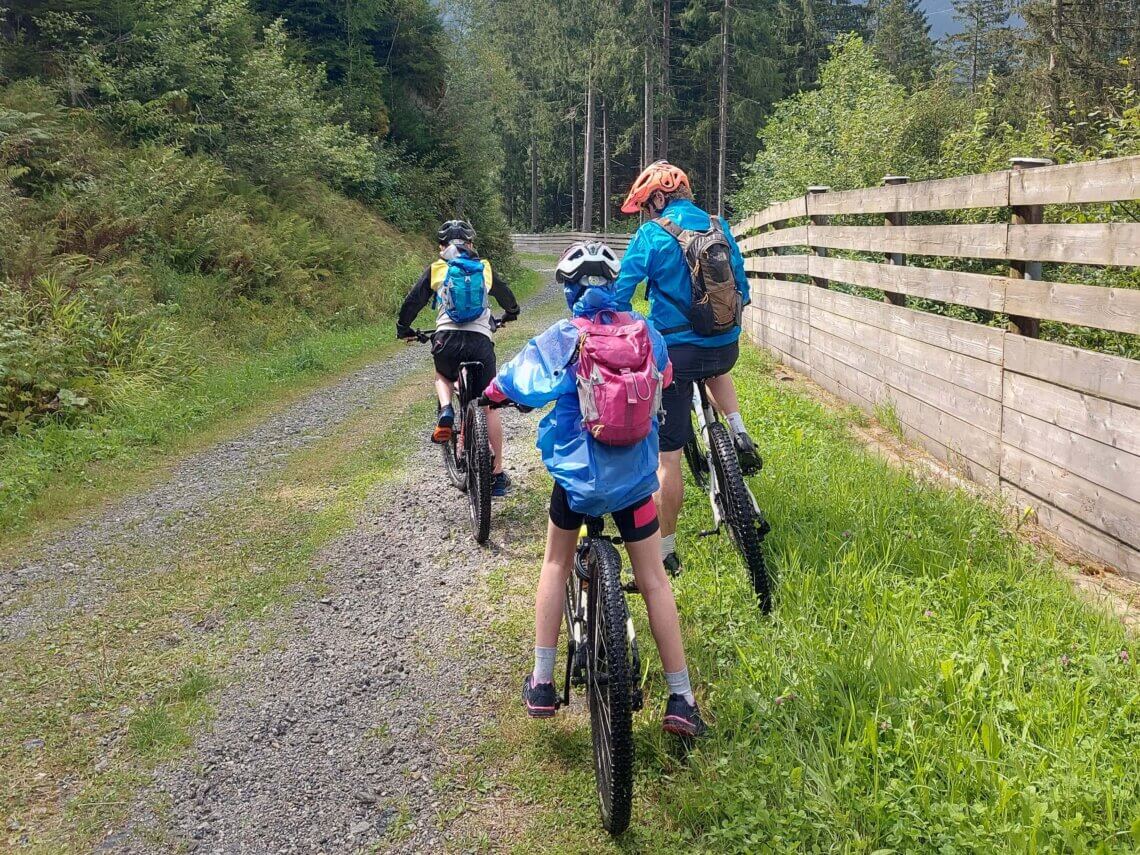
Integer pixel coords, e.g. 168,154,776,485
522,674,557,718
432,405,455,444
663,694,708,738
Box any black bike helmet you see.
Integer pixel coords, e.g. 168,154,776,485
437,219,476,245
555,241,621,285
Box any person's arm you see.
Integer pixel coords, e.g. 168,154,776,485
613,229,651,312
489,269,520,321
641,312,674,389
722,217,751,306
484,321,578,408
396,266,434,338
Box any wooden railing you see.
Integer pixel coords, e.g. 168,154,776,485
511,231,633,257
733,155,1140,579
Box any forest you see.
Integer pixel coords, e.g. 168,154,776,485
1,0,1138,518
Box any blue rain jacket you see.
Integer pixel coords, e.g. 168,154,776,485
614,198,750,349
490,287,671,517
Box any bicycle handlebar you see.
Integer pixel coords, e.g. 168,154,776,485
408,314,513,343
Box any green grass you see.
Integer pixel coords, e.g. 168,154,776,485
471,342,1140,852
0,266,547,541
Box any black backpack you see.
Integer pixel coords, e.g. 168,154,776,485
654,217,742,337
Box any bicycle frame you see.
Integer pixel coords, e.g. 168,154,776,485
691,380,764,528
560,519,643,713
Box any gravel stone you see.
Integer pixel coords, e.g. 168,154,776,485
87,276,562,852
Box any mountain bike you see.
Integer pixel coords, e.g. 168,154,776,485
682,379,773,611
560,516,643,836
412,318,509,544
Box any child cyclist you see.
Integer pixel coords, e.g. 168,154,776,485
481,242,707,737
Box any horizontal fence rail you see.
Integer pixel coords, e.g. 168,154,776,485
511,231,633,258
733,155,1140,579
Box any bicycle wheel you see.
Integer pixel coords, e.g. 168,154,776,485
683,434,709,491
464,401,492,544
709,421,773,613
441,392,466,491
585,539,634,835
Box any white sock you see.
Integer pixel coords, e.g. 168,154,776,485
660,532,676,561
665,668,696,706
532,646,557,684
727,412,747,435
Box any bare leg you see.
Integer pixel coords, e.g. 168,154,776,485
534,521,579,648
434,374,452,408
625,533,687,674
655,449,684,538
486,407,504,474
704,373,740,416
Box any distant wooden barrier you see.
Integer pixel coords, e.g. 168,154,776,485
734,155,1140,579
511,231,633,258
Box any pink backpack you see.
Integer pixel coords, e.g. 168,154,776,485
571,311,669,446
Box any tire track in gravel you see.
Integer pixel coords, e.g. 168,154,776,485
108,407,546,854
0,281,560,643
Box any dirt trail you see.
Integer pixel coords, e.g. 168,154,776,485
0,283,556,643
110,413,544,853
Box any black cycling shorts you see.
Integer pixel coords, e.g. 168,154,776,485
431,330,497,396
549,483,660,544
659,341,740,453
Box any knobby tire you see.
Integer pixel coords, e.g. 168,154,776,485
465,402,492,544
586,540,634,836
708,421,773,612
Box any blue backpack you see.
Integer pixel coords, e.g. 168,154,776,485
437,256,489,323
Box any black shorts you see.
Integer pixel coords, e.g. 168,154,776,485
431,331,496,396
549,484,660,544
659,341,739,453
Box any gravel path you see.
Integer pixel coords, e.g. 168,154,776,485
0,282,558,643
109,415,544,854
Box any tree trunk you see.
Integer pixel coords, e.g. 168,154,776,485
658,0,670,159
602,99,611,232
1048,0,1061,120
570,115,578,230
716,0,730,217
582,75,596,232
643,0,654,170
529,141,539,232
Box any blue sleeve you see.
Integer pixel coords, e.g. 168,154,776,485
635,311,670,372
493,321,578,408
722,217,750,306
614,229,651,312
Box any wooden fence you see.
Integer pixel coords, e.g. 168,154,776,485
733,155,1140,579
511,231,633,257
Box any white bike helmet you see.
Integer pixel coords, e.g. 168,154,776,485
555,241,621,286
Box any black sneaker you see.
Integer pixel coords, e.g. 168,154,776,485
522,674,557,718
663,694,708,738
733,431,763,475
492,471,512,498
664,551,683,578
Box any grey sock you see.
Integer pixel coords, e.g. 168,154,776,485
532,646,557,685
665,668,696,706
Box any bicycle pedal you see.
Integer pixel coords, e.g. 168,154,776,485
698,527,720,538
631,688,644,712
622,580,640,595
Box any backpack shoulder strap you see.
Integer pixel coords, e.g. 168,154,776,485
653,217,684,241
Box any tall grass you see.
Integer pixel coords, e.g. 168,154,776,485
489,342,1140,852
661,345,1140,851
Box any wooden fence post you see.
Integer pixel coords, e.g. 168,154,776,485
882,175,908,306
807,186,830,288
1008,157,1053,337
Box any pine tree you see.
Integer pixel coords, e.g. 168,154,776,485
946,0,1017,92
868,0,934,87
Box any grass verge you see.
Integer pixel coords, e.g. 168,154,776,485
0,267,547,544
466,341,1140,852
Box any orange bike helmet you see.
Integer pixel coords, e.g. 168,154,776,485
620,160,691,214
